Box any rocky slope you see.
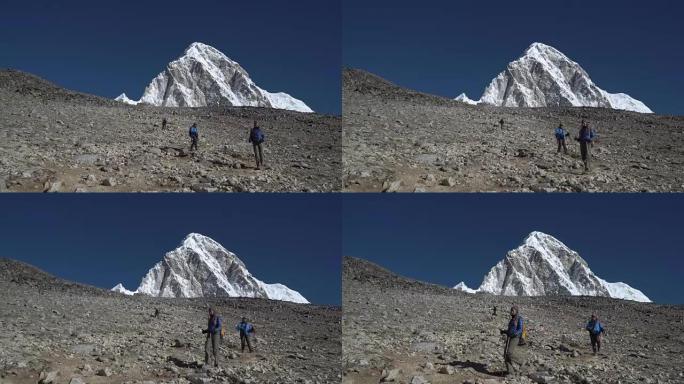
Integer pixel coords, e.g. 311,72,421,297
454,231,650,302
0,258,341,384
0,69,340,192
118,42,312,113
342,257,684,384
113,233,308,304
467,43,652,113
343,68,684,192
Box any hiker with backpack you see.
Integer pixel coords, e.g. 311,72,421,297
248,121,265,170
499,305,525,375
161,117,167,130
585,313,605,355
554,123,569,154
236,317,256,353
575,120,595,171
202,307,222,368
499,118,505,129
189,123,199,151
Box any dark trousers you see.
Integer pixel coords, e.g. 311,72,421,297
240,332,253,352
557,138,568,153
590,333,601,353
205,333,219,366
580,141,590,170
191,137,198,151
252,143,264,168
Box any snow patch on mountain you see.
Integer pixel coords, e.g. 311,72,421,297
111,233,308,303
454,93,478,105
455,42,652,113
115,93,139,105
116,42,312,113
111,283,136,295
453,231,651,302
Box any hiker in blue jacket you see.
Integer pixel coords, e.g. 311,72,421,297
236,317,256,352
554,123,569,154
248,121,265,170
585,313,605,354
500,305,524,375
189,123,199,151
202,307,222,367
575,120,595,171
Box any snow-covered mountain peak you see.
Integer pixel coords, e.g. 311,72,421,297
456,42,652,113
116,42,312,112
111,233,308,303
453,231,651,302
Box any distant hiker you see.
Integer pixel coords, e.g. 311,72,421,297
554,123,569,154
202,308,222,367
585,313,605,355
499,118,505,129
236,317,256,353
492,305,497,317
153,308,160,318
248,121,265,170
575,121,594,171
500,306,524,375
189,123,199,151
162,118,167,130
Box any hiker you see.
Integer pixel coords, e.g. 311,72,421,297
202,308,222,367
575,121,594,171
162,118,167,130
153,308,160,318
189,123,199,151
500,305,524,375
248,121,265,170
236,317,255,353
585,313,605,354
492,305,497,317
554,123,569,154
499,118,505,129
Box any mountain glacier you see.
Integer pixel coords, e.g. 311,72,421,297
111,233,309,303
116,42,312,113
454,231,650,302
456,42,652,113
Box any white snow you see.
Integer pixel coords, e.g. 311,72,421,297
114,93,140,105
111,283,136,295
454,93,479,105
453,231,652,302
118,42,312,112
111,233,309,303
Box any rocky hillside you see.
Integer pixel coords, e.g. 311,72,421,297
343,68,684,192
342,256,684,384
0,69,340,192
0,258,341,384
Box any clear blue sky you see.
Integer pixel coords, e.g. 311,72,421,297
343,0,683,115
343,194,684,304
0,194,341,305
0,0,340,115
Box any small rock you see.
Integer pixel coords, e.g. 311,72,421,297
96,367,112,377
101,177,116,187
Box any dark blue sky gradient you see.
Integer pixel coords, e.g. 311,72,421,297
343,194,683,304
0,0,340,114
344,0,683,115
0,194,341,305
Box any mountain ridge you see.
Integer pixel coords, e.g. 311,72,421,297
112,233,309,303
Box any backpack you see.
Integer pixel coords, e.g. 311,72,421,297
217,316,225,338
518,317,527,345
555,127,565,140
251,128,265,143
190,126,198,136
